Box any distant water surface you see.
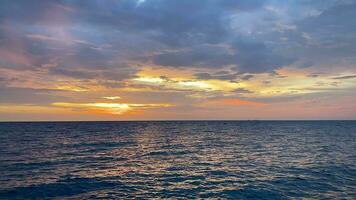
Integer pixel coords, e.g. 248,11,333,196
0,121,355,199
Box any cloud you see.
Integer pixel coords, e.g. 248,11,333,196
240,74,254,80
0,87,70,104
333,75,356,80
231,38,296,73
2,0,354,75
194,71,256,81
152,39,295,73
0,1,72,25
222,98,266,106
194,72,238,81
0,0,356,120
152,45,233,68
233,88,253,94
205,98,266,107
49,68,98,79
287,2,356,70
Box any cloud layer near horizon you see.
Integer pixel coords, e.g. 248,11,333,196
0,0,355,120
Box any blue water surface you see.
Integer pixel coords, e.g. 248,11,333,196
0,121,355,199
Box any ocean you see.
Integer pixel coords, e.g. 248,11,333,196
0,121,355,199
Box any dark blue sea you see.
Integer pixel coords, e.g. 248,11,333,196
0,121,355,199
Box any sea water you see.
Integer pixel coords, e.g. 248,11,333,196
0,121,355,199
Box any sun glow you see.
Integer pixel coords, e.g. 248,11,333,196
103,96,121,100
178,81,211,89
52,102,173,115
133,77,165,84
54,85,88,92
132,75,242,93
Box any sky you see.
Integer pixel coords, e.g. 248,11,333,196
0,0,355,121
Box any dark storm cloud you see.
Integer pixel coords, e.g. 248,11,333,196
0,0,355,78
54,45,120,70
286,2,356,69
0,0,60,24
0,0,269,69
231,38,296,73
153,38,295,73
300,3,356,37
153,45,234,68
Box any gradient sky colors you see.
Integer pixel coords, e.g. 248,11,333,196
0,0,356,121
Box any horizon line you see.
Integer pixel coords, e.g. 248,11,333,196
1,119,356,123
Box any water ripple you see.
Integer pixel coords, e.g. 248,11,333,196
0,121,355,199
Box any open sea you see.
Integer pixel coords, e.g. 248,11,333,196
0,121,355,199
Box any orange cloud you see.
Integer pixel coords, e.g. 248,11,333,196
201,98,267,108
221,98,266,106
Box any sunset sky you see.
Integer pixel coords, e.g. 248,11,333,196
0,0,355,121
